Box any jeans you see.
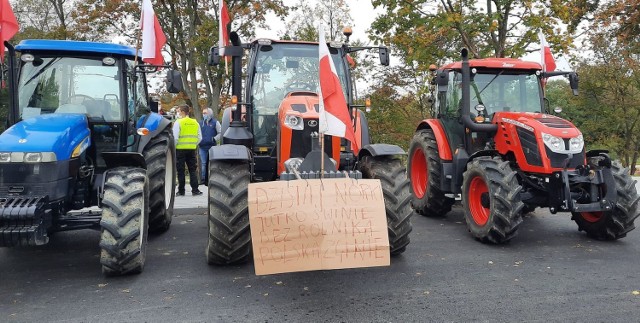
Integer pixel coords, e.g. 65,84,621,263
176,149,199,193
198,147,210,184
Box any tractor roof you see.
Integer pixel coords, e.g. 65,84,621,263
441,58,542,71
251,38,319,46
16,39,137,57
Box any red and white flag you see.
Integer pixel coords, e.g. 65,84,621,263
318,26,358,153
0,0,19,62
219,0,230,55
539,31,556,72
140,0,166,65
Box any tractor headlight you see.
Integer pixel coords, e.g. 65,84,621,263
0,152,10,163
24,152,56,163
542,132,564,152
24,152,42,163
569,135,584,152
284,158,304,172
284,114,303,130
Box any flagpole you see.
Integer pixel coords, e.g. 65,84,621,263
320,133,325,179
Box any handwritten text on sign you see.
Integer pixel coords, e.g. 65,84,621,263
248,178,390,275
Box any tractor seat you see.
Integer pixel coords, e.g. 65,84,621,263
85,100,113,120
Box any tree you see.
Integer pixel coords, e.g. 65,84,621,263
370,0,597,71
13,0,75,40
281,0,352,42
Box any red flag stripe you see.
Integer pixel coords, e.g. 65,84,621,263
0,0,19,62
219,0,230,55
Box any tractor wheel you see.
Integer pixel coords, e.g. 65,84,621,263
360,156,413,255
408,129,455,216
462,157,524,243
143,128,176,234
206,160,252,265
99,167,149,276
572,160,640,240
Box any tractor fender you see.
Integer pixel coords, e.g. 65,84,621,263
209,144,252,161
357,110,371,148
468,149,499,164
416,119,452,161
358,143,405,159
137,112,172,153
102,152,147,169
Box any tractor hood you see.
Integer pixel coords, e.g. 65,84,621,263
278,91,320,121
0,114,91,162
493,112,581,138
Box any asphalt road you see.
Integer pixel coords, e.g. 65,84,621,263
1,206,639,322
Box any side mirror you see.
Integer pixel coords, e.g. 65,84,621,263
149,100,159,113
569,72,579,96
379,46,390,66
208,46,221,66
166,70,183,93
436,70,449,93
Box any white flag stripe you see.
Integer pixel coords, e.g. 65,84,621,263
140,0,156,60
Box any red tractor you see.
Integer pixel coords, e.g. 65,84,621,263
408,49,639,243
204,31,413,265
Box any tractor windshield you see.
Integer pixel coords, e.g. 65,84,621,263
445,70,543,116
250,42,348,146
18,56,123,122
251,43,348,115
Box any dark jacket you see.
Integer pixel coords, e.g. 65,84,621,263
199,118,219,149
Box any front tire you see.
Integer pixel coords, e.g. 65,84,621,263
143,128,176,234
572,160,640,240
360,156,413,255
100,167,149,276
462,157,524,243
408,129,455,216
206,160,252,265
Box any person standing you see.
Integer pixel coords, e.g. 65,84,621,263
198,108,222,185
173,105,203,196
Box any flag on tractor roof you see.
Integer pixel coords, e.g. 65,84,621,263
318,25,358,153
140,0,166,65
538,31,556,72
0,0,19,62
219,0,230,55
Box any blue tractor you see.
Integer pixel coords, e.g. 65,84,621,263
0,40,181,276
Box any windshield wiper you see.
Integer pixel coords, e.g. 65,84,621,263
23,58,62,85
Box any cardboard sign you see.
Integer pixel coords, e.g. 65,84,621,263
248,178,390,275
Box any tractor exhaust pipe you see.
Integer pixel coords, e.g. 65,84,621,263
460,48,497,133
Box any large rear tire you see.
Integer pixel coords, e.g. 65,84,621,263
360,156,413,255
462,157,524,243
206,160,252,265
408,129,455,216
143,128,176,234
100,167,149,276
572,160,640,240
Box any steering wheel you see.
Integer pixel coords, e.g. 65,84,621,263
286,81,315,92
66,94,95,105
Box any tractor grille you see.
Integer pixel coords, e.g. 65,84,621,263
289,119,333,158
516,128,543,166
536,118,573,128
545,147,585,168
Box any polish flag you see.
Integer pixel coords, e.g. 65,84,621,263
539,31,556,72
140,0,166,66
219,0,230,55
0,0,19,62
318,26,358,153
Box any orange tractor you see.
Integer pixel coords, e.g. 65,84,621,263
205,31,413,264
409,49,639,243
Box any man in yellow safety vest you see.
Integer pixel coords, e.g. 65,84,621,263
172,105,203,196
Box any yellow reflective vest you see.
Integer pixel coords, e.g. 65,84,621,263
175,117,200,150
